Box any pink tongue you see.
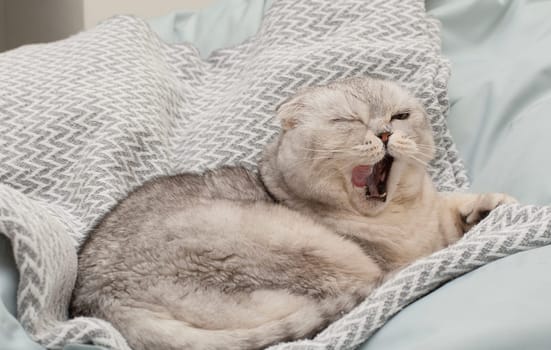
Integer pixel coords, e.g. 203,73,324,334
351,165,373,188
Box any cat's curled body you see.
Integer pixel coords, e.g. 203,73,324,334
71,78,515,350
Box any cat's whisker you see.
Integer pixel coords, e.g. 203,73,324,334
413,143,437,149
317,162,355,183
297,146,353,153
286,157,338,167
415,144,446,151
289,153,358,161
291,156,339,161
393,150,430,167
414,145,441,150
414,146,446,155
414,147,438,154
288,150,374,167
72,77,514,350
286,154,367,169
406,154,430,167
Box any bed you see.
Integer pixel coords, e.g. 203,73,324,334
1,0,551,349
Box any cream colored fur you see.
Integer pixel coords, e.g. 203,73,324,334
71,78,515,350
261,77,516,270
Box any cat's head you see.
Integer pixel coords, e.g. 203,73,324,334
261,78,435,216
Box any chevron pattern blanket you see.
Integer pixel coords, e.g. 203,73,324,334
1,0,549,349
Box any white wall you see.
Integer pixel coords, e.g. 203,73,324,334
4,0,83,51
0,0,6,52
0,0,215,52
83,0,215,29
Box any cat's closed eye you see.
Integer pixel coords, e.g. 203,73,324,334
391,112,410,121
329,117,360,123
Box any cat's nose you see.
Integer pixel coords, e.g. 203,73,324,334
378,132,392,147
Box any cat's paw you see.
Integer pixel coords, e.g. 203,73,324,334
461,193,517,227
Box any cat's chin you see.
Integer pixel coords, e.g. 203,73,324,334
349,192,390,216
351,157,429,216
350,178,395,217
349,155,394,213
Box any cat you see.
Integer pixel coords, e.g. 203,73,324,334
70,77,515,350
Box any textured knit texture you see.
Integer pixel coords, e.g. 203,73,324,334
1,0,548,349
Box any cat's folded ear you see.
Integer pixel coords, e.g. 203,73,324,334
276,95,303,131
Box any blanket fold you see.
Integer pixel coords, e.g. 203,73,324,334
0,0,548,349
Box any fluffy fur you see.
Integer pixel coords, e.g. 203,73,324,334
71,78,515,350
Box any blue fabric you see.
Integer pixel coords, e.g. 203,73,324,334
361,245,551,350
434,0,551,205
3,0,551,349
0,235,45,350
360,0,551,348
147,0,272,58
0,2,274,349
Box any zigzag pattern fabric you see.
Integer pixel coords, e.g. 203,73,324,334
0,0,547,349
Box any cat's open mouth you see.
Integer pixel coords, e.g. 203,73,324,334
351,156,394,201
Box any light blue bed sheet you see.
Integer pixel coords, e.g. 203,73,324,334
362,0,551,348
0,2,272,350
148,0,272,59
435,0,551,206
3,0,551,349
0,235,44,350
361,245,551,350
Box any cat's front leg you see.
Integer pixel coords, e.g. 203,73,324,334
446,192,517,233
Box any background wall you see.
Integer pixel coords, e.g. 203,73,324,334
0,0,6,52
5,0,83,51
0,0,215,52
83,0,214,29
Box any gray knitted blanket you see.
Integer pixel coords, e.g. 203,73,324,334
1,0,549,349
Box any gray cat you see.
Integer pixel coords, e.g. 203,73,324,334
70,78,515,350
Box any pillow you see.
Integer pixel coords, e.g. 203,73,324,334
149,0,551,207
0,0,458,348
359,1,551,349
147,0,272,58
0,236,45,350
432,0,551,205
